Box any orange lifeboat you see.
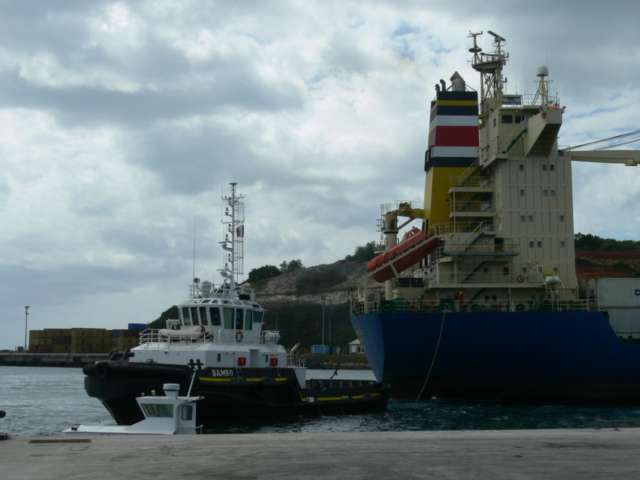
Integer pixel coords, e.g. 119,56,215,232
367,229,440,283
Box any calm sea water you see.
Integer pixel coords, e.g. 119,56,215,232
3,366,640,436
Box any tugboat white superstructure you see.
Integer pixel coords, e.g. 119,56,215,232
130,183,300,384
85,183,387,427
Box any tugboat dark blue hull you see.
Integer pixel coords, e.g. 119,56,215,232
351,310,640,403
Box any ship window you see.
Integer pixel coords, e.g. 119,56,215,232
235,309,244,330
217,353,221,362
502,114,513,124
254,311,263,323
537,241,542,247
520,189,525,196
190,307,200,326
199,306,208,326
550,164,555,171
142,404,173,418
542,164,547,171
528,215,533,221
245,310,253,330
559,214,565,221
529,241,534,248
543,189,548,196
519,164,524,171
520,215,526,222
551,189,556,196
210,308,221,326
493,118,496,127
503,267,510,275
180,405,193,421
182,307,192,326
560,240,566,247
223,308,234,329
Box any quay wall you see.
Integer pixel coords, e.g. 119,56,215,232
0,352,108,368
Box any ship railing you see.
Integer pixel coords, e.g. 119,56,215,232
450,201,494,213
138,329,211,345
448,175,493,189
287,353,305,368
260,330,281,345
352,298,593,315
425,271,535,285
430,221,494,236
441,241,519,256
520,93,561,107
138,328,272,346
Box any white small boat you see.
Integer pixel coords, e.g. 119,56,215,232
64,382,202,435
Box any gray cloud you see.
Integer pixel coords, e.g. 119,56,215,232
0,64,302,127
1,0,639,348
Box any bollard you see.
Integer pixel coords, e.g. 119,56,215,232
0,409,7,440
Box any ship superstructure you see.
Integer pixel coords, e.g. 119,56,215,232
362,30,638,313
352,32,640,402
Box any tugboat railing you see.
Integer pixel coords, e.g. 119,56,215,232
138,328,282,346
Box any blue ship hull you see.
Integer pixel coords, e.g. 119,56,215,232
351,310,640,403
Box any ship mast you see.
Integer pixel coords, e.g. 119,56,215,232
219,182,245,288
469,30,508,118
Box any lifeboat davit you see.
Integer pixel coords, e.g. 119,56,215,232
367,229,440,283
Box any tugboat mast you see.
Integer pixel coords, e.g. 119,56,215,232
219,182,245,288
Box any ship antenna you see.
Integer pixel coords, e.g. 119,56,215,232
219,182,245,290
193,220,196,282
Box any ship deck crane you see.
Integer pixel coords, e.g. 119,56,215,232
560,129,640,166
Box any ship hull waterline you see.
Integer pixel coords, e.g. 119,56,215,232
351,310,640,404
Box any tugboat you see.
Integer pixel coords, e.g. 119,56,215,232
84,183,388,427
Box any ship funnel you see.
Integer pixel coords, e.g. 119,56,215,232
450,72,466,92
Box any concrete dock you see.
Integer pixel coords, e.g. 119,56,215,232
2,428,640,479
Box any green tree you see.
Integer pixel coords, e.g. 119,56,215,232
345,241,378,262
575,233,640,251
280,259,303,273
248,265,282,283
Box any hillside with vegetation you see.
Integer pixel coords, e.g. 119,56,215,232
148,235,640,350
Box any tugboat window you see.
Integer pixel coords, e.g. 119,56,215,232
223,308,234,329
182,307,192,326
199,306,208,326
191,307,200,326
210,308,221,326
245,310,253,330
181,405,193,421
235,309,244,330
254,311,263,323
142,404,173,418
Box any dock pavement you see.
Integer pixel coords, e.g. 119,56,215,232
2,428,640,479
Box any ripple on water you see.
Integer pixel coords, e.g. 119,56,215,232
3,367,640,436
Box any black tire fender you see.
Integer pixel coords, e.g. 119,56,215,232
95,362,112,379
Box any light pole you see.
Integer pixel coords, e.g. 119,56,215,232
321,295,326,346
24,305,30,351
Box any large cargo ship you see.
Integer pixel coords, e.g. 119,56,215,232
351,31,640,403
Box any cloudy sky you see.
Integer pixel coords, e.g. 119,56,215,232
1,1,639,349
